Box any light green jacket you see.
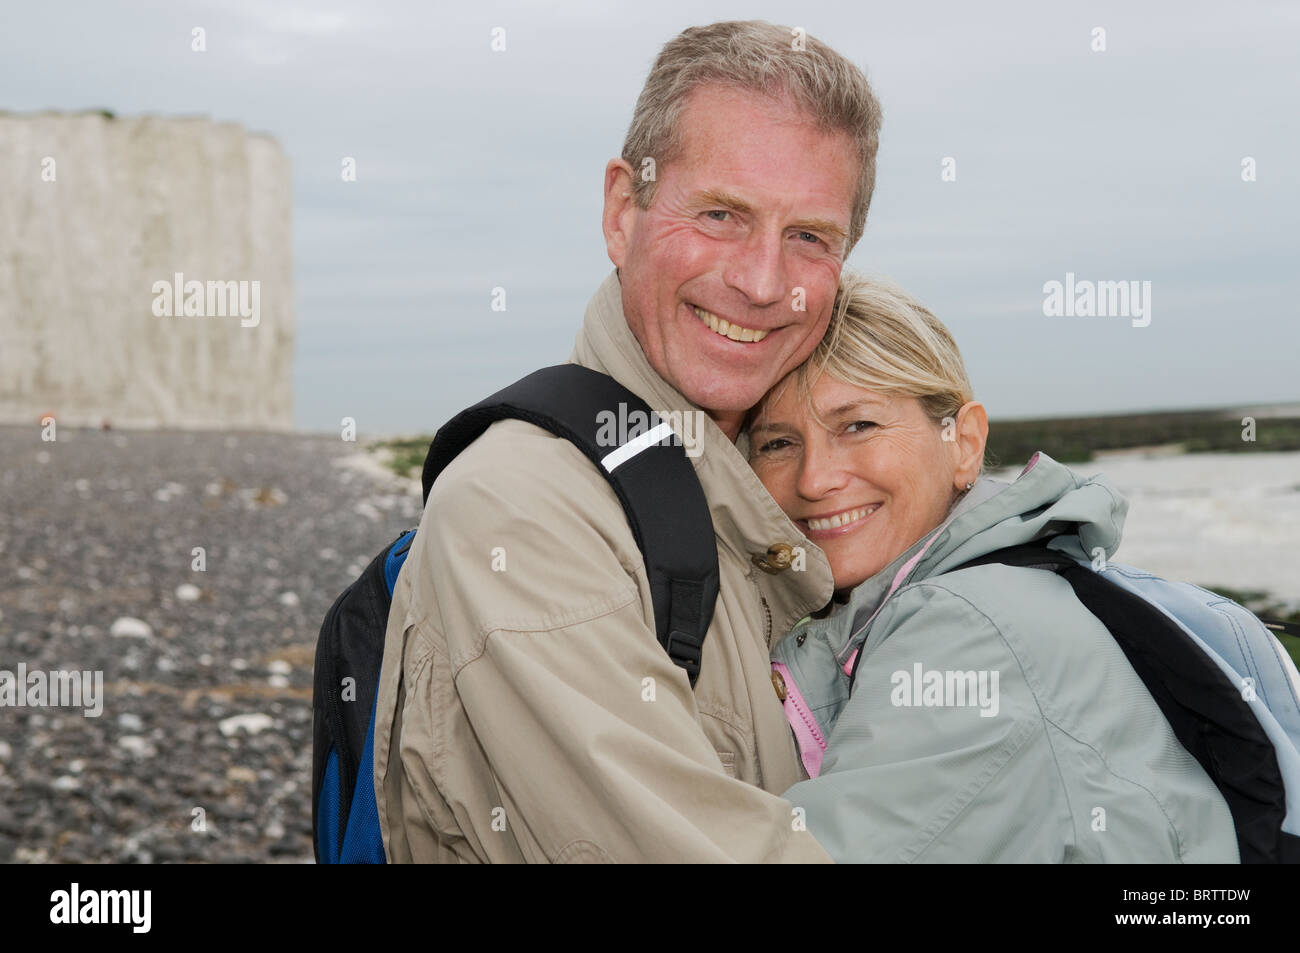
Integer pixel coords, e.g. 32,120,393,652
771,452,1240,863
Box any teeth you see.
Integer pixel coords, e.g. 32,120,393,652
806,505,879,532
693,305,768,343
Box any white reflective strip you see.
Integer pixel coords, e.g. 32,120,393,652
600,421,675,473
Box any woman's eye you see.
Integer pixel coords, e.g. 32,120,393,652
845,420,877,434
757,437,792,453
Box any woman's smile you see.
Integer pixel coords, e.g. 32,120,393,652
796,502,882,540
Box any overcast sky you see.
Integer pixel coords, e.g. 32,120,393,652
4,0,1297,434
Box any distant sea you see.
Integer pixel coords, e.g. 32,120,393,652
992,450,1300,609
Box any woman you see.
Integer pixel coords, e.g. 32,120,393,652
748,273,1239,863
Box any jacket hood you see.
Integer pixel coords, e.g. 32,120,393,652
925,450,1127,575
833,451,1128,643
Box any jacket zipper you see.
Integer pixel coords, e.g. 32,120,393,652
754,578,773,647
786,683,826,750
771,660,828,777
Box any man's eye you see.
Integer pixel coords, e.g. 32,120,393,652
705,210,730,222
757,437,792,453
797,231,821,244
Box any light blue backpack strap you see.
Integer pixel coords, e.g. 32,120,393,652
1101,562,1300,836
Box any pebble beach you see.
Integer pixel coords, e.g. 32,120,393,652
0,426,421,863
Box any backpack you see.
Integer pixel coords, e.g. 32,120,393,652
925,542,1300,863
312,364,720,864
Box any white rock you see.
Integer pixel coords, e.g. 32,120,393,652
155,657,176,673
266,660,292,676
110,617,152,639
219,713,274,737
117,713,144,732
68,759,85,773
0,740,12,762
277,591,300,608
118,736,156,758
176,583,201,602
353,501,382,521
52,775,81,792
231,658,248,671
267,674,289,689
265,819,286,840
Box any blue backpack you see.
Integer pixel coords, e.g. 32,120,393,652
311,365,719,864
937,543,1300,863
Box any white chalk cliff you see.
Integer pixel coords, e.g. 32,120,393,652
0,112,294,429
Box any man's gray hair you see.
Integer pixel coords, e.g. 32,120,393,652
622,20,883,253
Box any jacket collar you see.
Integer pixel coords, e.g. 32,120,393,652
569,269,835,637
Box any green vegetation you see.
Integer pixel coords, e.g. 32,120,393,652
983,409,1300,469
368,436,431,482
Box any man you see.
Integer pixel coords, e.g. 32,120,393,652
374,20,882,862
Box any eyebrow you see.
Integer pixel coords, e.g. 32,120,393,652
823,398,888,419
792,217,848,244
692,188,753,215
751,398,887,437
690,189,849,243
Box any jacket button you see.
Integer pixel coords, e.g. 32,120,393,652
752,542,795,574
770,670,787,701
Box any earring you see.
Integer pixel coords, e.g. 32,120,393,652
965,482,973,491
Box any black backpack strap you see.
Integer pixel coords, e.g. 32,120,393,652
945,541,1287,863
421,364,719,686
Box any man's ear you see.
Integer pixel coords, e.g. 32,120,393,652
602,158,638,269
950,401,989,489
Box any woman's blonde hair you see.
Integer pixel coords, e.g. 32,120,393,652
784,272,975,428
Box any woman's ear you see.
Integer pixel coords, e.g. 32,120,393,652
950,401,989,489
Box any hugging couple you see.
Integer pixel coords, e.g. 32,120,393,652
372,20,1239,863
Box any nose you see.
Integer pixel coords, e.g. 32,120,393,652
723,227,787,308
794,435,850,502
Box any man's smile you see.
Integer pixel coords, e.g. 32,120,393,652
691,304,771,343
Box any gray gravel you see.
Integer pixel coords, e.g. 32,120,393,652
0,425,424,863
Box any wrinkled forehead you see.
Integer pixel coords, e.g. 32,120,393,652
669,85,857,215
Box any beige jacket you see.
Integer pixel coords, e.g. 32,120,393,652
373,269,836,863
